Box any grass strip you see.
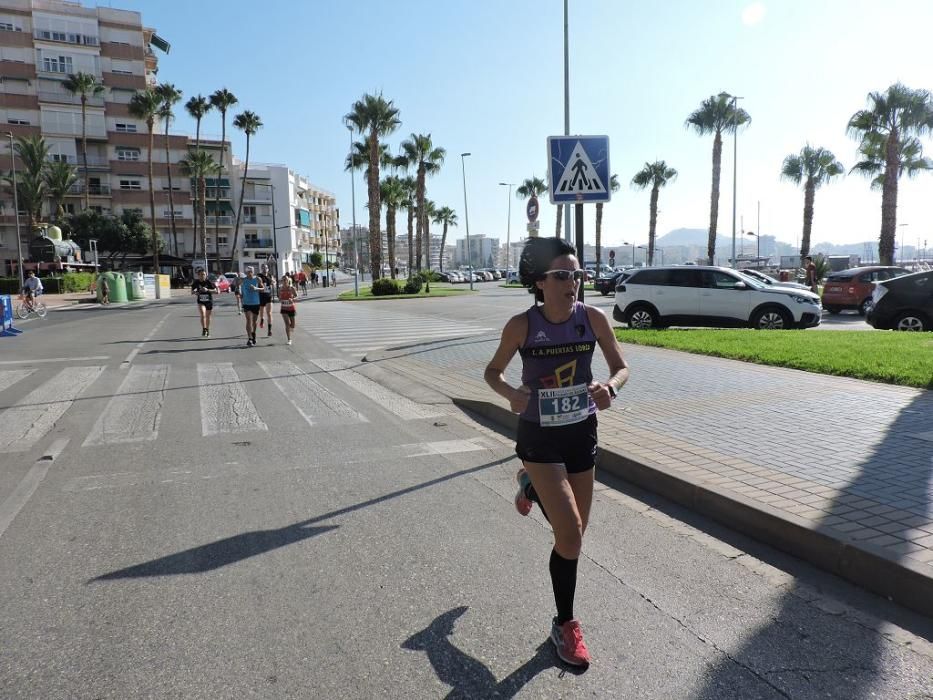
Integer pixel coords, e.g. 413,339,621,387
614,328,933,389
337,285,471,300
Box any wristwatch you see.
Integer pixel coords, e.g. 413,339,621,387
607,384,617,400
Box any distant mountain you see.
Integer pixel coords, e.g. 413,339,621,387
656,228,708,246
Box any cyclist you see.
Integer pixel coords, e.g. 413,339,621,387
22,270,43,311
484,237,629,669
240,266,264,347
191,268,217,337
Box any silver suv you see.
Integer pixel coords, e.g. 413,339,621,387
612,265,822,330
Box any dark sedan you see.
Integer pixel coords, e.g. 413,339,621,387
593,271,630,295
866,270,933,331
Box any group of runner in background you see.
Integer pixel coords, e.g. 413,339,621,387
191,263,305,345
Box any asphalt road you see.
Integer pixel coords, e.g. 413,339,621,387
0,291,930,698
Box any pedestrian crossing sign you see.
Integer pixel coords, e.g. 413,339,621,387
547,135,611,204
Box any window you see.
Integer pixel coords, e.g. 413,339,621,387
704,271,743,289
667,269,702,287
50,153,69,162
7,118,30,125
109,59,134,75
628,269,670,285
42,54,73,73
116,147,140,161
119,179,142,190
115,123,137,133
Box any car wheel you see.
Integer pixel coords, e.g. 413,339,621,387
859,298,873,316
751,306,792,330
600,289,609,296
626,305,658,330
893,311,929,332
824,306,840,314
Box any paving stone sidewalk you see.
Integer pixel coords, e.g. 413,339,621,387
369,334,933,615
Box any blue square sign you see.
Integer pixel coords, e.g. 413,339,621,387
547,135,611,204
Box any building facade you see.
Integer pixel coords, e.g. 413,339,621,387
454,234,500,269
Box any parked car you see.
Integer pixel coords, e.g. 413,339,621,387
506,270,520,284
593,271,626,295
612,265,822,330
821,266,910,315
738,268,810,291
866,270,933,331
209,274,231,293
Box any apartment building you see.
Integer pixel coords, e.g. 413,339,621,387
454,234,500,269
0,0,187,269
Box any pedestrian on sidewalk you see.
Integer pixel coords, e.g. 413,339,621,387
257,264,274,337
805,256,819,295
278,275,298,345
191,268,216,337
240,266,263,347
99,276,110,305
484,236,629,669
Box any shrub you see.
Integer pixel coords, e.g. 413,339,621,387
371,277,402,296
403,275,423,294
59,272,95,293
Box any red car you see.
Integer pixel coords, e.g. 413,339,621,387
821,266,910,315
208,274,231,293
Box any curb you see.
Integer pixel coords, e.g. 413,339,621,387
451,396,933,620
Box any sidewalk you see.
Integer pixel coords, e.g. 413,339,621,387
368,334,933,619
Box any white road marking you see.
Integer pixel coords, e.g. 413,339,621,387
0,438,69,540
0,367,103,453
198,362,267,436
83,365,169,446
309,358,445,420
0,369,36,393
121,312,171,368
0,357,108,365
403,439,491,456
258,360,367,426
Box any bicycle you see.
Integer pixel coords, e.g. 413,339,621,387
15,294,47,319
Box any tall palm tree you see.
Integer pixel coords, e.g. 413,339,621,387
345,93,402,279
3,135,49,228
780,145,844,262
380,176,406,279
847,83,933,265
209,88,238,270
399,176,417,274
515,176,547,238
433,206,458,272
230,110,263,267
156,82,182,255
685,94,751,263
180,150,220,267
631,163,678,266
44,159,78,223
399,133,445,279
63,72,104,211
129,88,163,269
594,174,620,269
185,94,212,256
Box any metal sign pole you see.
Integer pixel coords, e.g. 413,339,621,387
575,202,584,302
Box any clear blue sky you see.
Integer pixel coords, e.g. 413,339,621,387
117,0,933,251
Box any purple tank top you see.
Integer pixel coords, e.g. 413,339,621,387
519,302,597,423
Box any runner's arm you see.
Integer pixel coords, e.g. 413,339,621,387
586,306,629,410
484,313,530,413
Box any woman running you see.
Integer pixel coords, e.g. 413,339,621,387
484,237,629,669
279,275,298,345
191,268,217,337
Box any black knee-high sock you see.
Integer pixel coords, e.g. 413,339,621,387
549,549,578,624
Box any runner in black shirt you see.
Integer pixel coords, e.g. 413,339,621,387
257,263,274,338
191,268,217,337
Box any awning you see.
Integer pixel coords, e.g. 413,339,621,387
203,178,231,188
150,33,171,54
205,201,234,214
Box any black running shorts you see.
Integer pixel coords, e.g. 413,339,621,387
280,309,295,317
242,304,260,314
197,301,213,311
259,294,272,307
515,413,598,473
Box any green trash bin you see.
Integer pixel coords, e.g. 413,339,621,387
125,271,145,300
97,272,127,303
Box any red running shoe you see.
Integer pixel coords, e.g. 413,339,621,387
551,618,590,668
259,317,264,328
515,469,532,516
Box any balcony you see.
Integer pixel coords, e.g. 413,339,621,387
49,154,109,167
34,29,99,47
205,215,233,226
68,182,111,195
244,239,274,249
244,192,272,203
38,91,105,107
243,214,273,225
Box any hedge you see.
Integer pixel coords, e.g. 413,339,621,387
0,272,96,295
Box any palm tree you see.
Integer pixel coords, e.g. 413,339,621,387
3,135,49,229
44,159,78,222
230,110,263,267
62,72,104,210
155,82,182,255
345,93,402,279
433,206,458,272
209,88,238,270
399,176,417,274
594,174,620,269
631,163,678,266
180,150,220,266
515,176,547,238
685,94,751,263
847,83,933,265
380,176,406,279
780,145,844,262
399,134,445,279
129,88,164,269
185,94,212,257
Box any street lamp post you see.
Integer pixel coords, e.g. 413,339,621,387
347,124,359,296
719,92,743,268
461,153,473,291
898,223,909,265
5,132,24,289
746,230,759,262
244,179,281,294
498,182,514,270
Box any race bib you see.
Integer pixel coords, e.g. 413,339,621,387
280,298,294,309
538,384,590,426
198,293,211,302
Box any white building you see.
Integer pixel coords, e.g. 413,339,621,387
455,235,500,269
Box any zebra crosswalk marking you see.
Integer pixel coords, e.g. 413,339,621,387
197,362,267,436
257,360,367,426
0,366,104,453
83,365,169,446
0,369,36,394
310,358,445,420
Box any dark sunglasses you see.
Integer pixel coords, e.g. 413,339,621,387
542,269,585,282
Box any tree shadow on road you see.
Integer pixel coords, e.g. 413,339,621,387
90,456,512,582
402,606,573,699
691,391,933,699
